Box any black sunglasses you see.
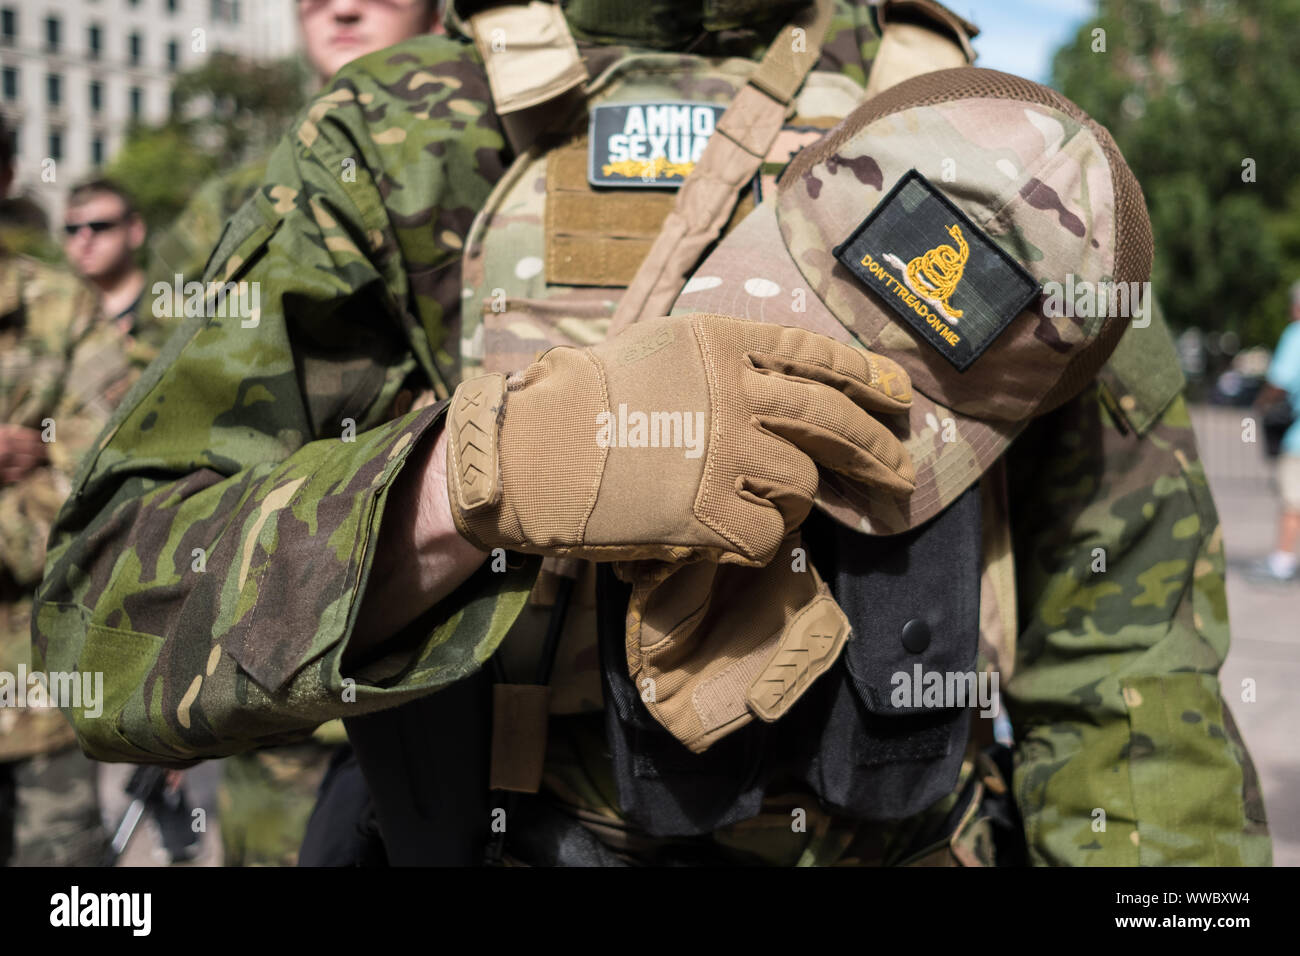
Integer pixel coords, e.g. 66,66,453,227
64,218,126,236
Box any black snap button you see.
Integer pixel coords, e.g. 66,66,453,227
901,618,931,653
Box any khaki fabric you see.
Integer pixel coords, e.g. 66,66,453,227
863,0,978,100
489,684,553,793
620,530,851,753
608,0,836,334
468,2,587,115
546,138,676,287
466,2,589,154
447,313,915,565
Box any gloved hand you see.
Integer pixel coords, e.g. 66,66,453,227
446,312,914,565
620,530,850,753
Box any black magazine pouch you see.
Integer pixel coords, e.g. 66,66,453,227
595,564,767,837
793,483,983,821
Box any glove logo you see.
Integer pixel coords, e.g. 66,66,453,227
616,324,675,365
833,169,1040,371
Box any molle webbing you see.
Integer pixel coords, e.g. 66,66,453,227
608,0,835,334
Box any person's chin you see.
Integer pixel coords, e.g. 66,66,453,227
322,54,355,78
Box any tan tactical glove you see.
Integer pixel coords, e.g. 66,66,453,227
621,530,850,753
446,313,914,566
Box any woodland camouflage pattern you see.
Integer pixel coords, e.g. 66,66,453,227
148,156,343,867
33,0,1270,865
146,157,271,311
1008,356,1271,865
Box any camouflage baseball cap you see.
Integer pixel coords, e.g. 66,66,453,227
674,67,1152,534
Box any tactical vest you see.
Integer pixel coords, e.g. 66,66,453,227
448,0,1018,843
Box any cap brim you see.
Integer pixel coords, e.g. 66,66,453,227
673,202,1023,535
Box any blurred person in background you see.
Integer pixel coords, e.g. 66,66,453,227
300,0,446,81
147,0,443,303
0,120,139,867
1253,280,1300,582
144,0,443,868
63,181,169,372
63,181,148,337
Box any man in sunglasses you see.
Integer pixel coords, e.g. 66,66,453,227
62,181,149,342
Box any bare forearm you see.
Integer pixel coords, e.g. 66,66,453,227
350,423,489,662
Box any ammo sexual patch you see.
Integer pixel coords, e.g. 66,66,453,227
588,102,725,188
833,169,1040,371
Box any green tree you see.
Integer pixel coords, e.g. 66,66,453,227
1052,0,1300,348
106,53,311,233
169,52,313,163
106,124,221,232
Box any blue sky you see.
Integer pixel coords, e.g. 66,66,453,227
951,0,1097,85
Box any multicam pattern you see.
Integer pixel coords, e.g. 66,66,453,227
31,2,1270,867
459,51,861,379
775,95,1117,420
678,83,1130,534
1,249,135,762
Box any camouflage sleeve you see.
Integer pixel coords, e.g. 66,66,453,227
33,35,532,765
817,0,882,87
1005,330,1271,865
145,158,270,309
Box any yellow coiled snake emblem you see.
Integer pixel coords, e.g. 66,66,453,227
906,223,968,321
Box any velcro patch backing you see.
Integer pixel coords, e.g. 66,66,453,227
548,138,675,286
833,169,1040,371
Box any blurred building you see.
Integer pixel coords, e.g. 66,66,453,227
0,0,298,225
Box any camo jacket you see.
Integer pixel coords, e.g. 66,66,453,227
32,4,1271,865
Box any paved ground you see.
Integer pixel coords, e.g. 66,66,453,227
99,759,223,866
1191,404,1300,867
